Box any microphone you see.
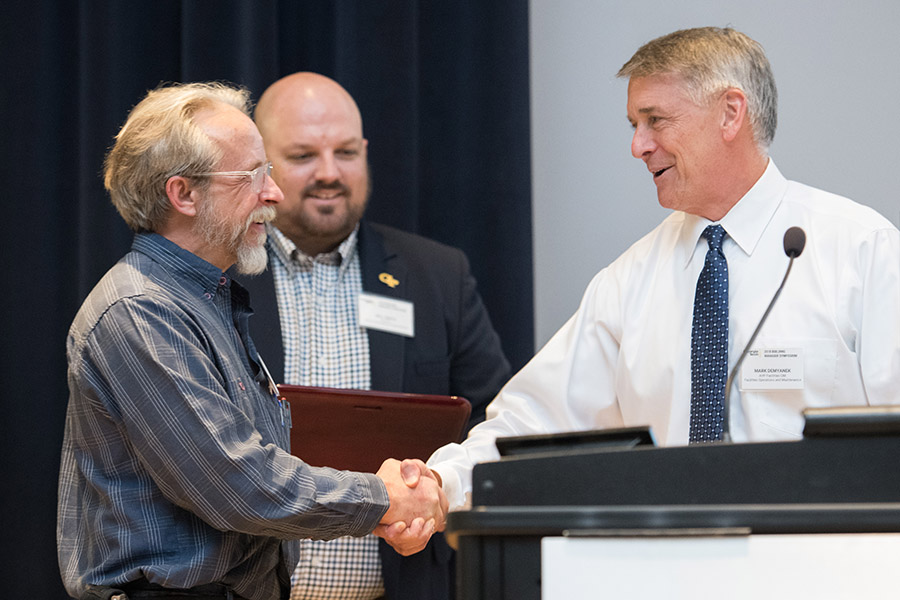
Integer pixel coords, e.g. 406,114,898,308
783,226,806,258
721,226,806,442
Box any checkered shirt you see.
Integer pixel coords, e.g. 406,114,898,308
268,225,384,600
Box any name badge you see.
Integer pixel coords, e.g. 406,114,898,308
358,292,415,337
740,348,804,390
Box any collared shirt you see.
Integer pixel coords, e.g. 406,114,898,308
429,160,900,510
268,226,371,390
58,233,389,600
267,226,383,600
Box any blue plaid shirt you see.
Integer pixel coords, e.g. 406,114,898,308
58,233,388,600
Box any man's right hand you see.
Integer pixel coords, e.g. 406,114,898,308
372,458,449,555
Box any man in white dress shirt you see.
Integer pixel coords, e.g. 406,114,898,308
428,26,900,510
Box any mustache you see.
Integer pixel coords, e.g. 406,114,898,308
247,206,277,227
302,181,350,197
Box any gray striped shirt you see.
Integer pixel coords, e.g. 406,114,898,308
58,233,388,600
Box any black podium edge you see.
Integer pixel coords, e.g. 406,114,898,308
447,503,900,536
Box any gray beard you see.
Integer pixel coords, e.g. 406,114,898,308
196,199,274,274
234,240,268,274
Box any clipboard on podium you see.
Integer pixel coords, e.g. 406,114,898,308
278,384,472,473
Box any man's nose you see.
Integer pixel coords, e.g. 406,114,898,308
260,171,283,204
631,125,655,160
315,152,340,182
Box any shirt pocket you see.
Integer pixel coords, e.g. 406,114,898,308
232,374,288,448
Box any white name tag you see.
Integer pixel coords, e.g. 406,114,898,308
740,348,804,390
358,293,415,338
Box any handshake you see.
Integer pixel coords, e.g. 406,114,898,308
372,458,449,556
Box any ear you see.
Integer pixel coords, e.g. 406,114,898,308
165,175,200,217
720,88,748,143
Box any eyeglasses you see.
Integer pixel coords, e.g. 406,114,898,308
192,161,273,194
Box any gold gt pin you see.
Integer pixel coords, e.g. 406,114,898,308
379,272,399,288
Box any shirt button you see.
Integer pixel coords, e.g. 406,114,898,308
219,276,227,285
204,292,212,300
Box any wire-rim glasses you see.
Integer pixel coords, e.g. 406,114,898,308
192,161,273,194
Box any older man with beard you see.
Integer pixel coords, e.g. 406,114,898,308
57,82,447,600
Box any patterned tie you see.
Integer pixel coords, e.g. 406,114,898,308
690,224,729,443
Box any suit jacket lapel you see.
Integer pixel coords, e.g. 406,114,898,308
359,221,407,392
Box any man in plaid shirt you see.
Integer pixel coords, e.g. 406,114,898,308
58,81,446,600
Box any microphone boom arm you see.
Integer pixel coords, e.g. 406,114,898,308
722,255,798,443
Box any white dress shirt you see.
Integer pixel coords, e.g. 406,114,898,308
429,161,900,510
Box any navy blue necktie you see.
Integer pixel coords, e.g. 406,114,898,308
690,224,729,443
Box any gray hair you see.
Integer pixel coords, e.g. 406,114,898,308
103,82,252,232
617,27,777,151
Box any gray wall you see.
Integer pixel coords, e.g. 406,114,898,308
530,0,900,348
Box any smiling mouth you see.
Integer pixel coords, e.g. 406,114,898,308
307,191,344,200
249,207,276,227
653,166,672,178
304,182,350,200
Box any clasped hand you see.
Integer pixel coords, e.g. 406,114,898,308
373,458,448,556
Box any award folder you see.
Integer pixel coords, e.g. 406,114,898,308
279,384,471,473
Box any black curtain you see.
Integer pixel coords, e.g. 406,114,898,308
1,1,532,598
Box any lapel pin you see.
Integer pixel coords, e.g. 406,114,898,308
379,272,399,288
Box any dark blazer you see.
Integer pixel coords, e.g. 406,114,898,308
240,220,511,600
